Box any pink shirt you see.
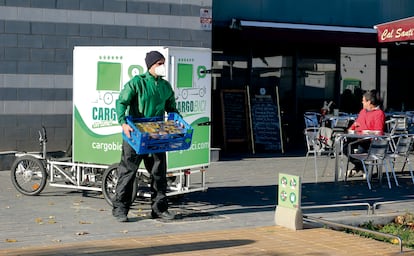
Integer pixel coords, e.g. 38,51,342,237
350,107,385,134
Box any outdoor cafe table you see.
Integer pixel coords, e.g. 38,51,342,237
333,132,382,182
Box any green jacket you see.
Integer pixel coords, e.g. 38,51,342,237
116,71,178,125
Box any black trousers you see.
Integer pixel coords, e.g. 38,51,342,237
343,138,371,170
112,140,168,217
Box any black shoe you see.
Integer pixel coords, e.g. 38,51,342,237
151,210,175,220
115,215,128,222
151,210,158,219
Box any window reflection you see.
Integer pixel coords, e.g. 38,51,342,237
340,47,377,113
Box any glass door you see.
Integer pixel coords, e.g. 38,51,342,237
297,56,337,114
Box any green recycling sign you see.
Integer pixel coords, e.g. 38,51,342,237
278,173,301,209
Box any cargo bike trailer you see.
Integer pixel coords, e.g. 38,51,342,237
10,126,208,206
11,46,212,205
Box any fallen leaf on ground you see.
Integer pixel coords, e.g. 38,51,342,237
391,238,400,244
79,221,92,224
133,212,147,217
5,239,17,243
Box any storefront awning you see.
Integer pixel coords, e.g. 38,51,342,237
240,20,377,34
374,16,414,43
237,20,377,46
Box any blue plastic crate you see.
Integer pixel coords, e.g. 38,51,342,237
123,113,193,154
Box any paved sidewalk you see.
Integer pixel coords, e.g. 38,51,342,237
1,154,414,255
1,225,413,256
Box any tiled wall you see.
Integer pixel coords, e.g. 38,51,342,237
0,0,212,153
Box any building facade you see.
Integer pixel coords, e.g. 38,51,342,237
2,0,414,157
0,0,212,153
211,0,414,152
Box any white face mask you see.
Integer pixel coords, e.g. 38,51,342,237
154,64,166,77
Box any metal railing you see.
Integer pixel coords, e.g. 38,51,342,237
303,215,403,253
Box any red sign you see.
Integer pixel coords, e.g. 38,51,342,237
375,16,414,43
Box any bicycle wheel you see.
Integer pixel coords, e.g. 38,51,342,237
10,155,47,196
102,164,138,206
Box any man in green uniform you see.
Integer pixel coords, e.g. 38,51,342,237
113,51,179,222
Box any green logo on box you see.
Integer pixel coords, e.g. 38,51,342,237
96,62,122,91
177,63,193,88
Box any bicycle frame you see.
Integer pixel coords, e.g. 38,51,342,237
12,127,208,199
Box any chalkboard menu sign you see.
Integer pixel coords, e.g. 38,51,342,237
251,94,282,151
220,89,249,147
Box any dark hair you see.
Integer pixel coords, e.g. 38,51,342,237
363,90,381,107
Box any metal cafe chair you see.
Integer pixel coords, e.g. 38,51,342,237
304,112,321,128
387,134,414,184
386,114,409,151
330,116,350,135
386,114,408,134
346,136,392,190
303,126,335,183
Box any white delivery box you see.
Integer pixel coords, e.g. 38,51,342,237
72,46,211,170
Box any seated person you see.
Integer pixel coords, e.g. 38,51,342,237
345,90,385,177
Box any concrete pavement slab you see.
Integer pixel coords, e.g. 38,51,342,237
1,154,414,254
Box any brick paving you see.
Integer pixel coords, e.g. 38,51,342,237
1,225,412,256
